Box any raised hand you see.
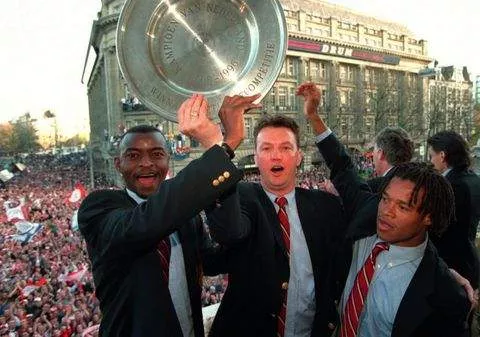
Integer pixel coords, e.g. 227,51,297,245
218,94,262,150
178,94,223,149
296,82,321,119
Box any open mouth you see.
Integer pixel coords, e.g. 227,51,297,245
271,165,284,173
136,173,159,186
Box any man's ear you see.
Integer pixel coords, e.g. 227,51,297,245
440,151,447,163
296,149,303,167
423,214,432,227
379,148,386,161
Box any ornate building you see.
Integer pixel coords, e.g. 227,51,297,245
85,0,461,182
420,66,474,140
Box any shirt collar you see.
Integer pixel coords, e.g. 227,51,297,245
442,167,452,177
382,166,393,177
263,188,296,209
126,188,146,204
375,233,428,267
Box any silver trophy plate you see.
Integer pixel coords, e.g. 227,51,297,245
117,0,287,121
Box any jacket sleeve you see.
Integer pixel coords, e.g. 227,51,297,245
205,183,253,246
78,146,242,262
316,133,375,219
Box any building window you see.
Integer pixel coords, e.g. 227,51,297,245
340,116,348,135
288,23,298,31
289,87,297,110
364,116,374,135
245,118,253,139
319,62,326,78
287,58,295,76
339,64,354,82
268,88,276,108
388,116,397,127
321,89,327,108
278,87,287,109
304,60,310,77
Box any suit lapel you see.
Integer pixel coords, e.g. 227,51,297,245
253,184,289,258
295,188,320,264
392,242,435,337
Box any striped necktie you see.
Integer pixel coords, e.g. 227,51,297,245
157,238,171,282
340,241,389,337
275,196,290,337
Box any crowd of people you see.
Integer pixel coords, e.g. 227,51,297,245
0,153,103,337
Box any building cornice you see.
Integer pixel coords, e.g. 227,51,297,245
287,32,433,64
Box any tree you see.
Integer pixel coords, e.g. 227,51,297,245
8,113,41,153
0,123,14,153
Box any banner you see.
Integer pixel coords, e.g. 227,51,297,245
6,204,28,222
11,221,42,243
15,163,26,172
0,170,14,182
68,183,87,203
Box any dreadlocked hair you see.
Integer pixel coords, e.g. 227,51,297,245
380,162,455,237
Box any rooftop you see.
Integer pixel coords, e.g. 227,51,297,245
280,0,414,37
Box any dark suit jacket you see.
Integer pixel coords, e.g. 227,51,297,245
430,167,480,289
366,169,395,194
78,147,242,337
206,182,347,337
317,134,470,337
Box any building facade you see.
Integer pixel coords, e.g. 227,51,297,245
86,0,467,183
476,75,480,105
421,66,474,140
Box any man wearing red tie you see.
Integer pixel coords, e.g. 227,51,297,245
298,82,471,337
207,115,347,337
78,94,259,337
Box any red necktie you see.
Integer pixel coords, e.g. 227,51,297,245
275,196,290,337
157,238,171,282
340,242,389,337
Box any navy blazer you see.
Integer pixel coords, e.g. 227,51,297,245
79,147,242,337
430,167,480,289
207,182,347,337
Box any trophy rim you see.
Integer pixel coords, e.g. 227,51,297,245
116,0,287,122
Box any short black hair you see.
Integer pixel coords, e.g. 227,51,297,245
381,162,455,237
118,125,169,151
375,127,414,165
253,114,300,148
427,130,471,169
120,125,165,142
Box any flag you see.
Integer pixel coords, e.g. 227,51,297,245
11,221,42,243
0,170,14,182
68,183,87,203
21,285,39,297
58,268,87,283
5,204,29,222
71,210,79,231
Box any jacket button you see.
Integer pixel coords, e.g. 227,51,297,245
281,282,288,290
212,179,220,187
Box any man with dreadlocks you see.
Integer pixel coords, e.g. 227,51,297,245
297,82,471,337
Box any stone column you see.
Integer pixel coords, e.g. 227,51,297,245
104,45,123,138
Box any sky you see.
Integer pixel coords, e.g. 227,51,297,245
0,0,478,138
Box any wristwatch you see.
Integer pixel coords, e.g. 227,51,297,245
220,142,235,159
